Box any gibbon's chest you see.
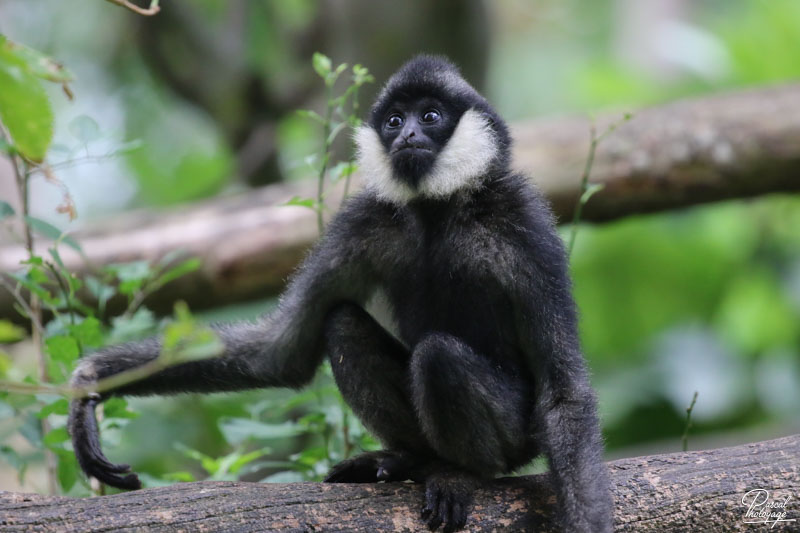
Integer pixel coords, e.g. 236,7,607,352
372,206,519,356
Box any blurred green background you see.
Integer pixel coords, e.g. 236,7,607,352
1,0,799,493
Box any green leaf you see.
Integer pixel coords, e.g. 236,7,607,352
68,115,100,144
0,320,25,343
111,139,143,155
6,271,57,306
46,335,80,365
296,109,325,124
0,201,15,221
326,121,348,145
103,397,139,419
312,52,331,78
281,196,316,209
37,398,69,419
219,417,304,445
153,258,201,289
23,216,81,251
579,183,605,205
85,276,114,311
69,317,104,348
0,48,53,161
109,308,156,343
43,426,70,447
0,36,73,83
106,260,151,282
53,449,78,492
330,161,357,183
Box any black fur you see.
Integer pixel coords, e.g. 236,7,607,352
68,55,612,532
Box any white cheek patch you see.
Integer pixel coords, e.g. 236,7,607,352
355,109,498,205
355,125,415,204
419,109,498,199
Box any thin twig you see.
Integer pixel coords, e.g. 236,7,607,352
567,123,598,256
317,85,334,235
103,0,161,16
1,124,58,495
681,391,699,452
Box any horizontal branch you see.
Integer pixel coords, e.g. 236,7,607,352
1,84,800,318
1,434,798,532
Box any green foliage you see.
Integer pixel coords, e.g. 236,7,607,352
294,53,374,232
0,35,71,161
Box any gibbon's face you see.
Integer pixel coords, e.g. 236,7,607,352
379,97,459,189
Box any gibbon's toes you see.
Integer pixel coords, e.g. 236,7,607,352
422,472,473,532
323,457,379,483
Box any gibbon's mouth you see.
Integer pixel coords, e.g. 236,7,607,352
391,145,432,155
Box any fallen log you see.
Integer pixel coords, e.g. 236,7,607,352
1,434,798,532
2,84,800,317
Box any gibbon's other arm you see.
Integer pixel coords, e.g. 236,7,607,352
68,207,377,489
504,194,613,533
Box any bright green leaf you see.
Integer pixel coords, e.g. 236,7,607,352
0,320,25,343
0,36,73,83
103,397,139,419
0,51,53,161
46,335,80,365
281,196,316,209
54,449,78,492
312,52,331,78
69,317,104,348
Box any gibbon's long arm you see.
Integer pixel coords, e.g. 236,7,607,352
500,189,613,533
68,206,377,489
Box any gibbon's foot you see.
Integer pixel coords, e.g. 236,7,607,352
421,469,478,533
324,450,418,483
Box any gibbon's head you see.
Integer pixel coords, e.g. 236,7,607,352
356,55,511,204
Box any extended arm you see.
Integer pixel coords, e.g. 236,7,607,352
68,205,377,488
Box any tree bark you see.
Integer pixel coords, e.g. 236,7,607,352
1,84,800,317
1,434,798,532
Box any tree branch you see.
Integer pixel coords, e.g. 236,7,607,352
1,434,798,531
2,84,800,318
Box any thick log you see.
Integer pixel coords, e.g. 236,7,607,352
1,434,798,532
1,84,800,317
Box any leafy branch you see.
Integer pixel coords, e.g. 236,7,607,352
291,53,373,235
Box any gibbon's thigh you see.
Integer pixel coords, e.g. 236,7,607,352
410,333,533,476
324,303,429,455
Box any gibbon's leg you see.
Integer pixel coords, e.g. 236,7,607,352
323,303,433,483
410,333,532,476
409,333,534,532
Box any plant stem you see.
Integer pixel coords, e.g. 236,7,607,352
681,391,699,452
567,124,597,257
343,86,360,200
316,85,334,236
9,145,58,494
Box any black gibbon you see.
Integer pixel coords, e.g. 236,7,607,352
69,55,612,533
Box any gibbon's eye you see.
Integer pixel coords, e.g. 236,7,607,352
421,109,441,123
386,114,404,128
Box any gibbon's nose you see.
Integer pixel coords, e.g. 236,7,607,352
401,122,421,142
